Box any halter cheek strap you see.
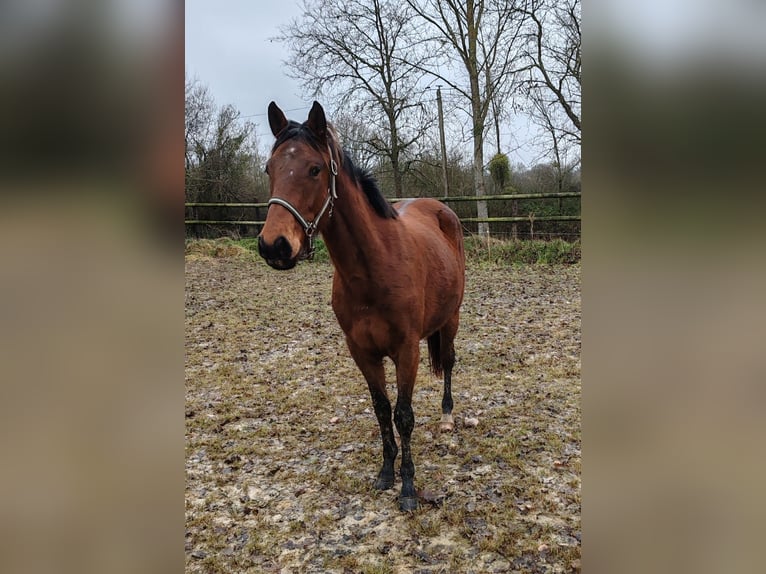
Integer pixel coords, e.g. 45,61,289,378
267,144,338,256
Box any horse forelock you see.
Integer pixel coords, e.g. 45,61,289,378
271,120,341,164
271,120,315,153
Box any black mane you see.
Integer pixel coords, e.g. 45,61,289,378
272,121,397,220
341,152,398,220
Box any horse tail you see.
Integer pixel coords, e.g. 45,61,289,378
427,331,444,377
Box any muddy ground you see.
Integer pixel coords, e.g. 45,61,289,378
185,245,581,573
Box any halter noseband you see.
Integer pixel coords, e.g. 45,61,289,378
267,143,338,258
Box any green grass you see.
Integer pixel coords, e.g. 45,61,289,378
187,236,580,265
463,236,581,265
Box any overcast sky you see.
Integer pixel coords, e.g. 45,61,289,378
185,1,310,147
184,1,549,167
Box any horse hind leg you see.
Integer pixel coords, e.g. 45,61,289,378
435,317,459,432
427,331,450,432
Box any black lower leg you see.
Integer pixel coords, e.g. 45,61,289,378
441,344,455,416
370,389,397,490
394,398,417,510
441,368,454,415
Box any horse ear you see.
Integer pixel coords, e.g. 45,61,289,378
306,101,327,142
268,102,288,137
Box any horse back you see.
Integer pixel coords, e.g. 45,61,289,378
393,198,464,266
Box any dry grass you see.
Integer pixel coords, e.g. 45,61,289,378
185,238,251,259
185,240,581,573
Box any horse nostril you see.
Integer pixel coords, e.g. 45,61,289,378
273,236,292,259
258,235,293,261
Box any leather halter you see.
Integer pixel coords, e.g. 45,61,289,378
267,143,338,257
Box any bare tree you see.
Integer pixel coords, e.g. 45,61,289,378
329,109,381,172
203,105,258,202
184,78,261,204
528,85,580,195
524,0,581,142
277,0,437,197
184,76,215,173
406,0,529,236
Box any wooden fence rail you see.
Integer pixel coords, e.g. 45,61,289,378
185,192,581,233
396,192,581,203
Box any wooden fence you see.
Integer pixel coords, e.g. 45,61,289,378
185,191,580,239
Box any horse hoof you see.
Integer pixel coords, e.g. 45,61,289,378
399,496,419,512
439,414,454,432
374,476,394,491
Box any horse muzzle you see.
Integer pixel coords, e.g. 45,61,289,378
258,235,298,270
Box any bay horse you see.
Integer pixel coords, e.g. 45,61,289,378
258,101,465,511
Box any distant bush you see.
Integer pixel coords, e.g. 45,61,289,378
463,236,580,265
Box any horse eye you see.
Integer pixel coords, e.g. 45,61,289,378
309,166,321,177
264,165,269,175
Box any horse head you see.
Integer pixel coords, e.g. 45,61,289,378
258,101,338,270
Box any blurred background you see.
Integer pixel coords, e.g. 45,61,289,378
587,1,766,573
0,1,182,573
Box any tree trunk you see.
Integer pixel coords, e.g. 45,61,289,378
472,124,489,237
467,1,489,237
494,112,501,156
437,86,449,198
387,107,403,198
391,152,403,199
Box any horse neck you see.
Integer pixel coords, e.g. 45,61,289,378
320,173,391,285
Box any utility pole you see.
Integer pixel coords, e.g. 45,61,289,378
436,86,449,198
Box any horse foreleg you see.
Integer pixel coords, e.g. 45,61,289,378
393,344,420,511
349,348,397,491
370,383,398,491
